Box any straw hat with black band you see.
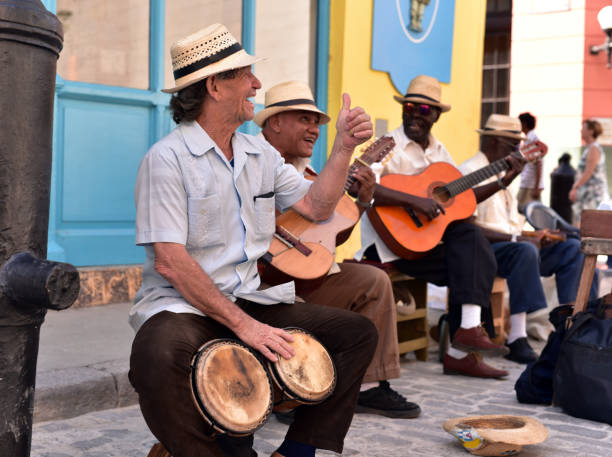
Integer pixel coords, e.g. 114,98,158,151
163,23,264,94
477,114,524,141
254,81,331,127
393,74,451,113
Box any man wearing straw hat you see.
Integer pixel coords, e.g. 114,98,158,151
256,80,421,420
129,24,377,457
459,114,595,364
356,75,524,379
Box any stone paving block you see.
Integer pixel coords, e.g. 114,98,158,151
32,356,612,457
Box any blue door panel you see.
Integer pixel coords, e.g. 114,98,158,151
56,229,143,266
60,100,150,222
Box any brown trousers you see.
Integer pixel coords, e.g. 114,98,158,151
129,301,377,457
300,262,400,382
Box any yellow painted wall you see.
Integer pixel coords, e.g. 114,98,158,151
327,0,488,260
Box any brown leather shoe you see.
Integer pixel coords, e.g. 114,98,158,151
443,352,508,378
451,325,510,357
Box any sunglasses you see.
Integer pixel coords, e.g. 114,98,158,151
403,102,435,116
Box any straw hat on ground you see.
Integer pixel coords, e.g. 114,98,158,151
393,75,451,112
477,114,524,141
443,414,548,456
163,23,264,93
253,81,330,127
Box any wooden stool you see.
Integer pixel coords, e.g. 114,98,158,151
573,210,612,315
434,276,508,361
147,442,171,457
490,276,508,345
389,271,428,361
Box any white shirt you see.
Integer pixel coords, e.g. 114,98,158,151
458,151,522,236
519,130,544,189
355,125,455,262
130,121,312,331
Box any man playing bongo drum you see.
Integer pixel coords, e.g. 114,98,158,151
257,80,420,419
129,24,377,457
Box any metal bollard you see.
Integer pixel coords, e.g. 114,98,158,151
550,153,576,224
0,2,79,456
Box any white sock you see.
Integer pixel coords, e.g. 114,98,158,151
460,304,481,329
360,382,378,391
507,312,527,344
447,346,469,359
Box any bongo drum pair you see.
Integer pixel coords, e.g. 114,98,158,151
190,328,336,436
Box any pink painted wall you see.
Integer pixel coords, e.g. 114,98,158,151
583,0,612,121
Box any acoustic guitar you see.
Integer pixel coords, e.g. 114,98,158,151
367,141,546,260
259,136,396,291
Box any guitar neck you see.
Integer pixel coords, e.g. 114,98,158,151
445,158,509,197
343,136,396,192
344,162,364,191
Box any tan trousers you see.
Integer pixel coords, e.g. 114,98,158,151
300,262,400,383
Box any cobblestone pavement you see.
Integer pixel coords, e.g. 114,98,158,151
32,352,612,457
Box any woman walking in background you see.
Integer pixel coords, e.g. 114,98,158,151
569,119,610,226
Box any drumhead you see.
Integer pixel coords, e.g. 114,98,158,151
191,340,272,435
272,328,336,403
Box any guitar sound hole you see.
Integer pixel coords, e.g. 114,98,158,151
432,186,451,203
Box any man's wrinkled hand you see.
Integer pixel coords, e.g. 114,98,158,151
336,93,373,151
234,318,295,363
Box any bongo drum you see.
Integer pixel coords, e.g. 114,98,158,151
267,328,336,412
190,339,273,436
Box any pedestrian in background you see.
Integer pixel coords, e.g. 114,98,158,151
517,112,544,213
569,119,610,226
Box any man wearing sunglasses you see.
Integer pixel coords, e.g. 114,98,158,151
459,114,596,364
356,75,524,379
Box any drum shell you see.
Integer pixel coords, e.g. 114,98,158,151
190,339,273,437
267,328,336,411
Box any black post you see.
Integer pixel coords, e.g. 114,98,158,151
0,2,79,456
550,153,576,225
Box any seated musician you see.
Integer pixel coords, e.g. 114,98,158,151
458,114,599,363
256,80,420,419
128,24,378,457
355,75,524,379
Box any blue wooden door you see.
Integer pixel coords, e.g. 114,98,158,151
44,0,329,267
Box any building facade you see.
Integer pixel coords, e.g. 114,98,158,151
49,1,594,268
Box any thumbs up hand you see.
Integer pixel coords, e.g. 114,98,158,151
335,93,372,152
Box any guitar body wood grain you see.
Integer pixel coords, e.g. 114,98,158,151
368,162,477,259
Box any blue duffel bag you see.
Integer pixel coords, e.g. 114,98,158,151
553,298,612,425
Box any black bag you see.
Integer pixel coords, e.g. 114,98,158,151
553,300,612,425
514,305,572,405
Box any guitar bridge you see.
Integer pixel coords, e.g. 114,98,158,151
405,208,423,228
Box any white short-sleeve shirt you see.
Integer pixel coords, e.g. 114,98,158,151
458,151,522,236
519,129,544,189
130,121,312,331
356,125,454,263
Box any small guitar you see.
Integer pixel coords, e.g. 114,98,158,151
520,229,567,244
367,142,546,260
260,136,396,291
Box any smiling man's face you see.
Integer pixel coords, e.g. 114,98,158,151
402,102,441,146
275,110,321,161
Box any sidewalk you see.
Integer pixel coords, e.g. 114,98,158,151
32,299,612,456
34,302,136,423
32,284,612,456
34,275,612,423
